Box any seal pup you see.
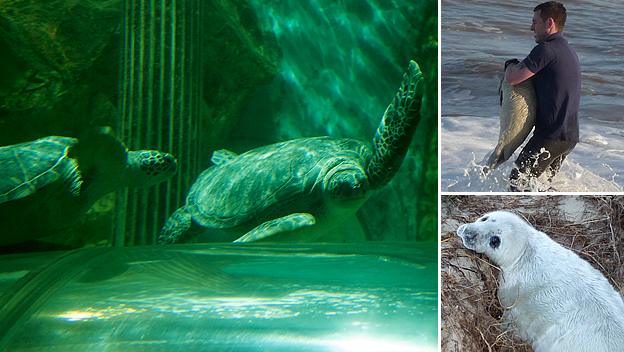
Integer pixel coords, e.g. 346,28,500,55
456,211,624,352
482,78,536,173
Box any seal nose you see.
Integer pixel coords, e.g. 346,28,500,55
457,224,477,241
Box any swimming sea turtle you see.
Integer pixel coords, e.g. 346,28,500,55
158,60,425,244
0,127,177,245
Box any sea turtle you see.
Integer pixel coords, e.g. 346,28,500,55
0,127,177,245
158,60,425,244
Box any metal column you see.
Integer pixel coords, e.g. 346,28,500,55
115,0,203,246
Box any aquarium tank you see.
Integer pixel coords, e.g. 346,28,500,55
0,0,438,351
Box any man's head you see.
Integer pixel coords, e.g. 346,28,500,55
531,1,567,43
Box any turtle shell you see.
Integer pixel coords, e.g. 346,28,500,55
0,136,82,204
186,136,371,228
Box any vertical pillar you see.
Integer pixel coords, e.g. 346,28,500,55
114,0,202,246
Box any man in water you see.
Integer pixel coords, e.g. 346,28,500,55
505,1,581,191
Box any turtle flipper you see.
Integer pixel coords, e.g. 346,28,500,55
71,127,127,175
367,60,425,188
69,127,129,204
233,213,316,243
211,149,238,165
158,207,193,244
72,127,176,204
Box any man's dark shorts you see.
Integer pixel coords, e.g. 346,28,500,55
509,135,576,192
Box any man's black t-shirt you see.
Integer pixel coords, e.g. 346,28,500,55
522,32,581,142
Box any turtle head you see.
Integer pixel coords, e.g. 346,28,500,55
125,150,177,187
324,161,369,201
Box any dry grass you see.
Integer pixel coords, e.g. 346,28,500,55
441,195,624,352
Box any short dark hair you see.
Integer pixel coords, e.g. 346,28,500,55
534,1,567,30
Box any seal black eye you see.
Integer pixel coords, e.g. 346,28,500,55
480,216,489,222
489,235,501,249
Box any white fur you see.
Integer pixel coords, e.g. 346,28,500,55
457,211,624,352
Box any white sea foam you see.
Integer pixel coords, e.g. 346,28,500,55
442,115,623,192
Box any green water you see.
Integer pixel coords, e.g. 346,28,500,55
0,0,436,246
241,0,438,243
0,243,437,351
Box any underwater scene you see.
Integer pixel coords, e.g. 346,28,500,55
0,0,438,351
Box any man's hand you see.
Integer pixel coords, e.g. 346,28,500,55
504,59,535,85
504,58,520,71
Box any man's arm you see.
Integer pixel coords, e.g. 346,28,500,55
505,61,535,86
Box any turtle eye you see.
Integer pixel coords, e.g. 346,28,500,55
489,235,501,249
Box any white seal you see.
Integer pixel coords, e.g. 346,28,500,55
482,78,536,172
456,211,624,352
